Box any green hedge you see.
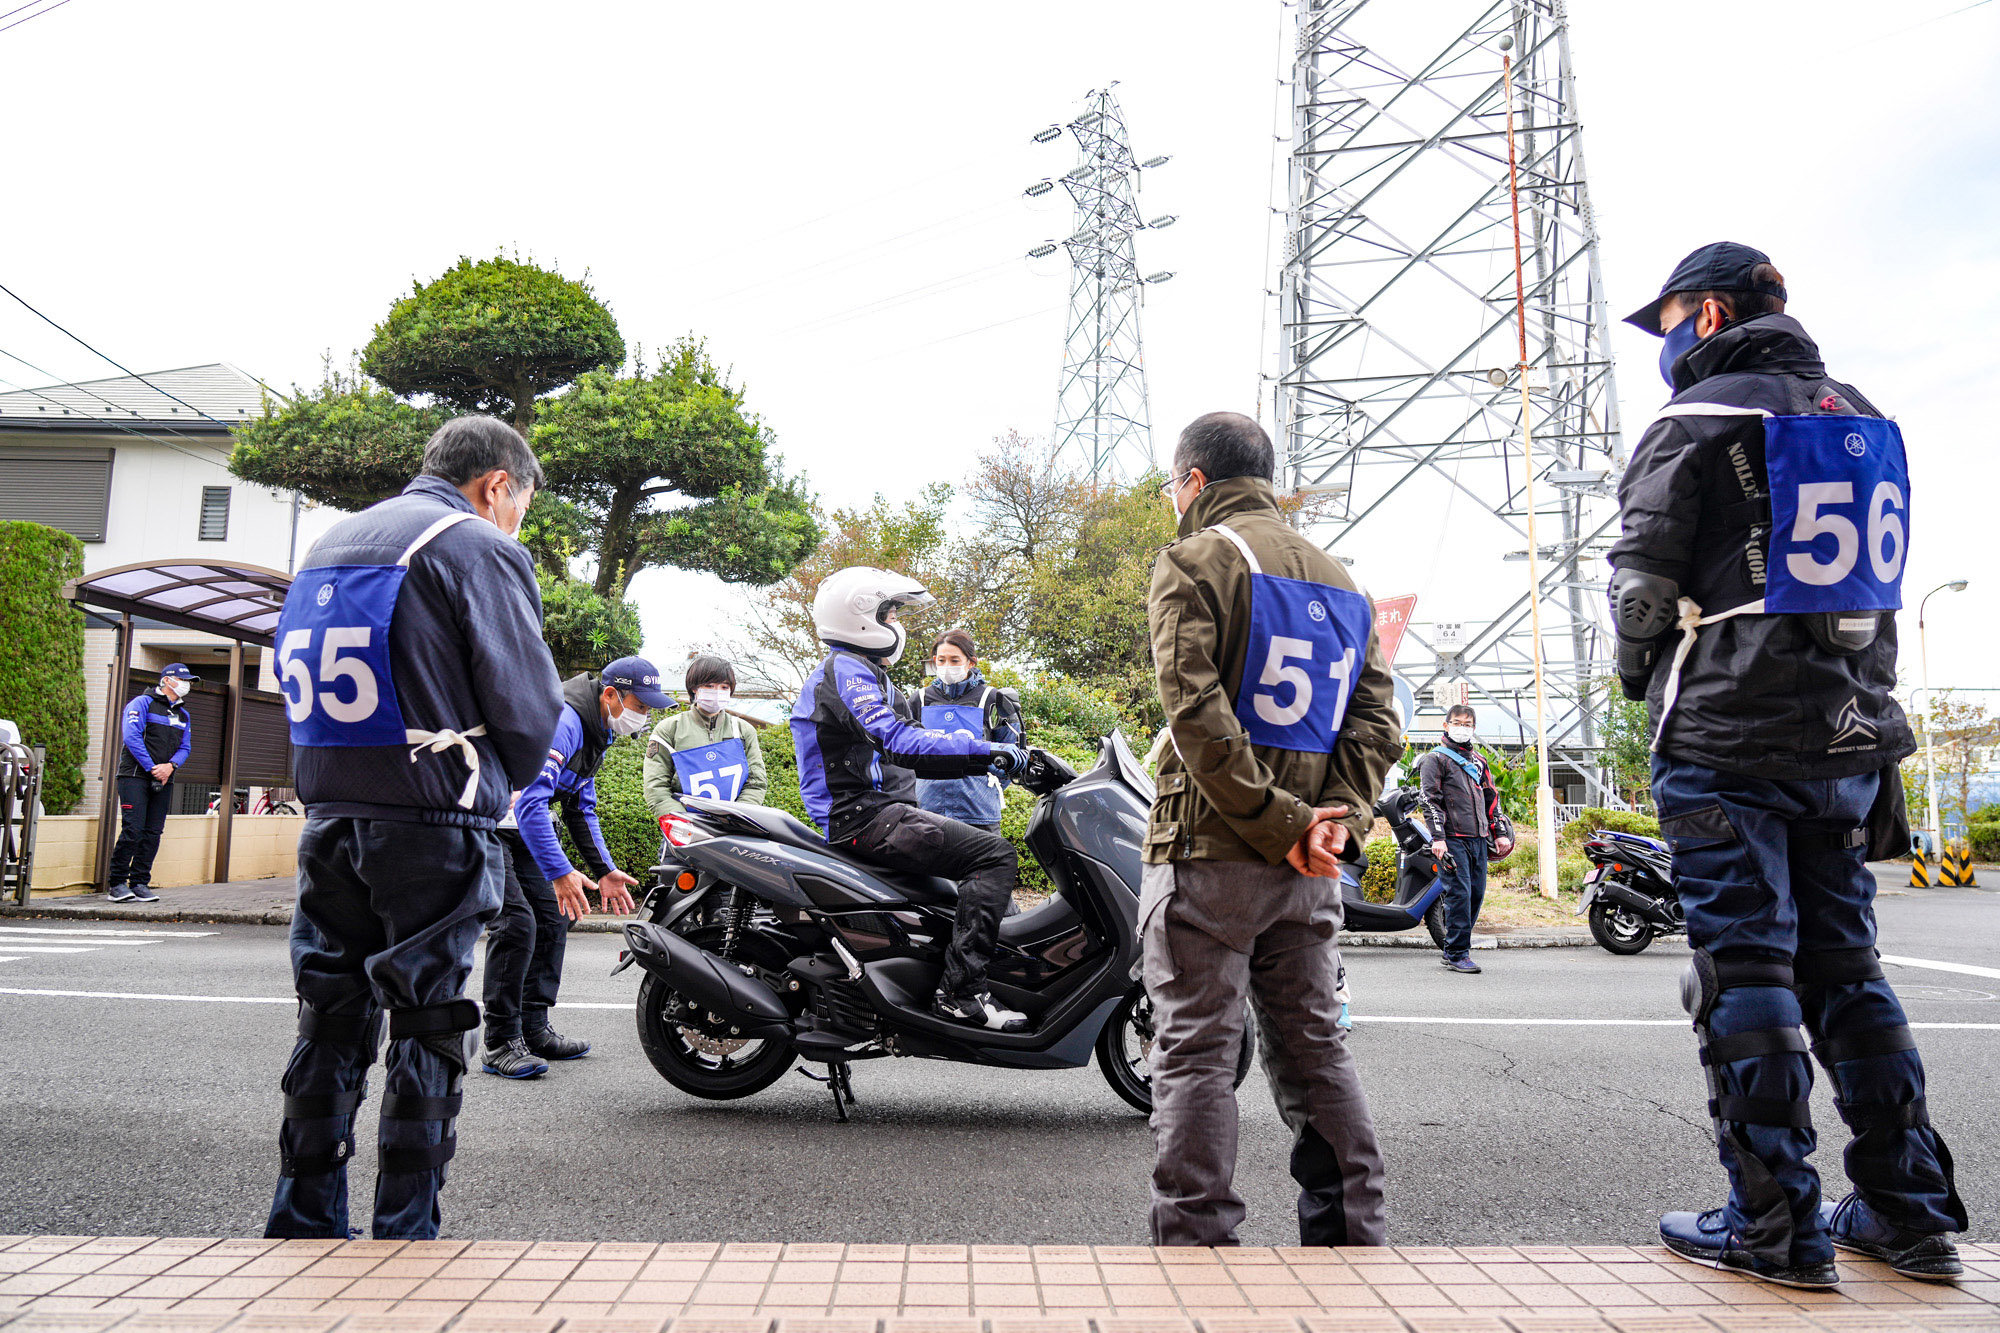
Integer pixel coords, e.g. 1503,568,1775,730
0,523,87,813
1559,807,1661,848
1359,838,1397,902
1970,824,2000,864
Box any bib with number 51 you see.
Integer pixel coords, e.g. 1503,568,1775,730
1764,415,1909,613
1206,524,1374,754
274,512,477,747
673,737,749,802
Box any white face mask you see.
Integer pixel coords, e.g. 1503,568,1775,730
693,687,730,716
160,678,185,700
1446,725,1474,745
608,699,649,737
935,662,970,686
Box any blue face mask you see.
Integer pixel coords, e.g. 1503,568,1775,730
1658,312,1705,389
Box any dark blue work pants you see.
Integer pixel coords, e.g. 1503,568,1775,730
108,775,172,888
1654,756,1963,1264
1437,835,1488,960
264,817,502,1240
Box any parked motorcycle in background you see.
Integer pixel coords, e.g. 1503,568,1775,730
1577,827,1682,954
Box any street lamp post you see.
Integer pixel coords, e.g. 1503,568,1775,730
1919,579,1970,854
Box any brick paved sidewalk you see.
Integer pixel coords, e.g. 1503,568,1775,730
1,1237,1996,1332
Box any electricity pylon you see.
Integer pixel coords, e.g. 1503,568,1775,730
1027,86,1177,485
1272,0,1626,801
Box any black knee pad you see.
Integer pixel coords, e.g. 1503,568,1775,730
297,1001,384,1062
388,997,481,1073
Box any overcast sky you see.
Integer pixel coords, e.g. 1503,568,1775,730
1,0,1994,701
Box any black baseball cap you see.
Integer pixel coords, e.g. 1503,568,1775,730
1624,242,1788,335
601,655,673,709
159,663,197,681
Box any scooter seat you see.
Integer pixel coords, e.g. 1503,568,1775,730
691,798,962,905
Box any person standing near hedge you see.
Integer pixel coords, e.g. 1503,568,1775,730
106,662,198,903
481,655,659,1077
1417,704,1515,974
908,630,1022,836
641,655,768,818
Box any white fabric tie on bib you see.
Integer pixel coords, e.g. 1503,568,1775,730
397,509,488,807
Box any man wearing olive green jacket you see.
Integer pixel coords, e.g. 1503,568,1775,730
641,655,769,818
1144,411,1403,1247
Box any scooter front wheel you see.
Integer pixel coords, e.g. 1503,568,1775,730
1097,983,1257,1114
1587,899,1656,955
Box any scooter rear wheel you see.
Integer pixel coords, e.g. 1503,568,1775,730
1097,983,1257,1114
1588,899,1656,955
634,928,796,1099
1424,899,1449,951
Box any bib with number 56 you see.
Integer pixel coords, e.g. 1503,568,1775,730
1206,524,1374,755
274,512,477,747
1764,415,1909,613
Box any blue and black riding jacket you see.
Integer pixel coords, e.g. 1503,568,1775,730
513,673,617,883
791,648,996,842
117,688,192,778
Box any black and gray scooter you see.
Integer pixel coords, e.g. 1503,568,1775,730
1577,827,1682,954
614,733,1255,1118
1344,786,1452,950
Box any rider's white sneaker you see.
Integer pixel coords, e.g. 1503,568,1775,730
932,988,1029,1033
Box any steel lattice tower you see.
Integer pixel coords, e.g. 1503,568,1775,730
1273,0,1625,801
1037,88,1171,484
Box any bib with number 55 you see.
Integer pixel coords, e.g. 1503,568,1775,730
1206,524,1374,754
275,512,478,747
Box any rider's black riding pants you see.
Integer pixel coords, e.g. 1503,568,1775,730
844,801,1017,997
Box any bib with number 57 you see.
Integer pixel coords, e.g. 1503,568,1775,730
672,737,749,802
1206,524,1374,754
275,512,478,747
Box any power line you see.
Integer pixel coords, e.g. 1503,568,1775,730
0,0,75,37
0,366,234,473
0,280,231,425
0,345,228,455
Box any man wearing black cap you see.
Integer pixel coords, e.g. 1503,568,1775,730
1610,243,1967,1287
480,653,658,1077
106,662,198,903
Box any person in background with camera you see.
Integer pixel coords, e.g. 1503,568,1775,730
106,662,198,903
643,654,768,819
1416,704,1514,974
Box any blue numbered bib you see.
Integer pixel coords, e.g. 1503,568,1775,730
1764,415,1909,613
673,737,749,802
922,702,986,741
274,512,475,748
1209,524,1374,754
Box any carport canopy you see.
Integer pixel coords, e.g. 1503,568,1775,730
64,558,294,889
64,558,290,647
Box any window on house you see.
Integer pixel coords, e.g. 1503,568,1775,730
0,446,116,541
199,486,231,541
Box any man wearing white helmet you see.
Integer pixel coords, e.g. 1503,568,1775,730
792,566,1032,1032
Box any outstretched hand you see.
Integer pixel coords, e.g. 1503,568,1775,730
597,869,640,915
1286,805,1353,879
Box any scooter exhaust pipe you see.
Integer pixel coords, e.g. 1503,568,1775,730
621,922,793,1036
1598,878,1678,929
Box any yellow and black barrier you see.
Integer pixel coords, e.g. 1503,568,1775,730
1910,846,1931,887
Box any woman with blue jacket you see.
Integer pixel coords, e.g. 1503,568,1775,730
908,630,1022,835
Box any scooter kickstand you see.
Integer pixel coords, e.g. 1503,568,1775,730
796,1062,856,1122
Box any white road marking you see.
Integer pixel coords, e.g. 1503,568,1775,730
1881,953,2000,981
2,988,1998,1031
0,926,217,938
0,947,103,954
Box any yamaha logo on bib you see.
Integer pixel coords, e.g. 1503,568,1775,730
1764,415,1910,614
922,702,985,742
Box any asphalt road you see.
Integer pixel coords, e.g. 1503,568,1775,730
1,879,1994,1248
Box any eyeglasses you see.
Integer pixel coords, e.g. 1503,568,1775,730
1158,470,1195,498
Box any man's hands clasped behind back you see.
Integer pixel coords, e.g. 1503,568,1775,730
1287,804,1353,879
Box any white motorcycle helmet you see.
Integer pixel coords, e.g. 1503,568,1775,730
812,566,935,665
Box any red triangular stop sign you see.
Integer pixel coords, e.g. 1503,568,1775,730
1374,594,1418,663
